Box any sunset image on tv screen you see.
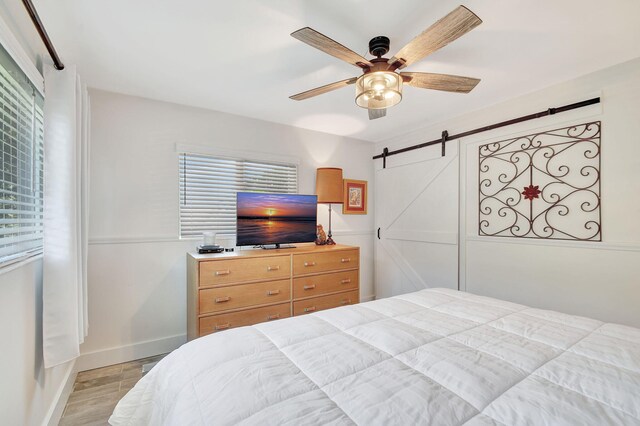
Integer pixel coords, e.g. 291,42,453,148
236,193,317,246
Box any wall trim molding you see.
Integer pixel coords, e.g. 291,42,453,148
77,334,187,372
77,296,377,373
88,230,375,245
43,360,77,426
73,292,373,373
332,230,376,237
77,294,375,371
88,236,189,245
466,235,640,252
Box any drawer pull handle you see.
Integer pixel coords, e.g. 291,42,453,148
341,279,351,284
215,296,231,303
341,299,351,305
304,306,316,313
267,290,280,296
215,269,230,276
304,261,316,267
341,258,351,263
215,323,230,330
267,265,280,271
303,284,316,290
267,314,280,321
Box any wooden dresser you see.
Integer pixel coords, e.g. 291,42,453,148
187,244,359,340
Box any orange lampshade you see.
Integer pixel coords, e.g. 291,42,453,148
315,168,343,204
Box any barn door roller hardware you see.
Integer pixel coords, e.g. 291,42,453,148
373,97,601,168
441,130,449,157
21,0,65,70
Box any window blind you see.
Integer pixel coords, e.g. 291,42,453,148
179,153,298,238
0,42,44,263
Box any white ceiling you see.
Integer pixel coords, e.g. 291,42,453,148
5,0,640,142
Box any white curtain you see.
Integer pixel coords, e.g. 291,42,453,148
42,64,90,368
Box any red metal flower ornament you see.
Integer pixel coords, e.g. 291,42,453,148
522,184,541,201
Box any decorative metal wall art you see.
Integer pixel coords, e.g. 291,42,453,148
479,121,601,241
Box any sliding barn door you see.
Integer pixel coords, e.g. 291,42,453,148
374,142,459,299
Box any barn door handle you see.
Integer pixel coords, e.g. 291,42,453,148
377,228,381,240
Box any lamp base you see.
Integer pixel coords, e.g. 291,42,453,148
325,236,336,245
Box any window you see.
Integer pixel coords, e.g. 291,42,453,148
0,43,44,264
179,153,298,238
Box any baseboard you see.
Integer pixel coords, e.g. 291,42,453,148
76,334,187,372
361,293,376,302
43,360,77,426
75,294,376,373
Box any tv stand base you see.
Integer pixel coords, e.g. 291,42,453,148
261,244,296,250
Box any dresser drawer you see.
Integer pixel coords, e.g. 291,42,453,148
293,270,358,299
199,303,291,336
200,279,290,314
199,256,290,287
293,290,359,316
292,249,359,276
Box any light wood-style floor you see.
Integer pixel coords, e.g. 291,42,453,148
59,353,167,426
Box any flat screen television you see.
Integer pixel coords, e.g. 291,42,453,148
236,192,317,248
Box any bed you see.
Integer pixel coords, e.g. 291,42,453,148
109,288,640,425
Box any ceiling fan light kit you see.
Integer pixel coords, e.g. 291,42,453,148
356,35,402,110
290,5,483,120
355,71,403,109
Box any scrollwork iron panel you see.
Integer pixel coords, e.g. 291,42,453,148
479,121,601,241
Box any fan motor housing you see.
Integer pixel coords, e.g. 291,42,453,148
369,36,390,58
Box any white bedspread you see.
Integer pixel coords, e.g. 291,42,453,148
109,288,640,425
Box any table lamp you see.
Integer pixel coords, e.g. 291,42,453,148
315,167,343,245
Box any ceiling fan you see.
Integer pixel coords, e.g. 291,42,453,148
289,5,482,120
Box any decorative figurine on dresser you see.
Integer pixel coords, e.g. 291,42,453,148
315,224,327,245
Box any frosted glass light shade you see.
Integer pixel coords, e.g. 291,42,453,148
315,168,343,204
355,71,403,109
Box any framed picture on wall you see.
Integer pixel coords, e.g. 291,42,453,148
343,179,367,214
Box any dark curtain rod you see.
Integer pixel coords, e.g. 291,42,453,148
21,0,64,70
373,97,601,167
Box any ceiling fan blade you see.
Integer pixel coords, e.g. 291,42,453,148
368,108,386,120
290,77,358,101
390,6,482,69
291,27,372,70
402,72,480,93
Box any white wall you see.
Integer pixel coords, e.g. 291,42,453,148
81,89,376,369
376,57,640,328
0,259,75,426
